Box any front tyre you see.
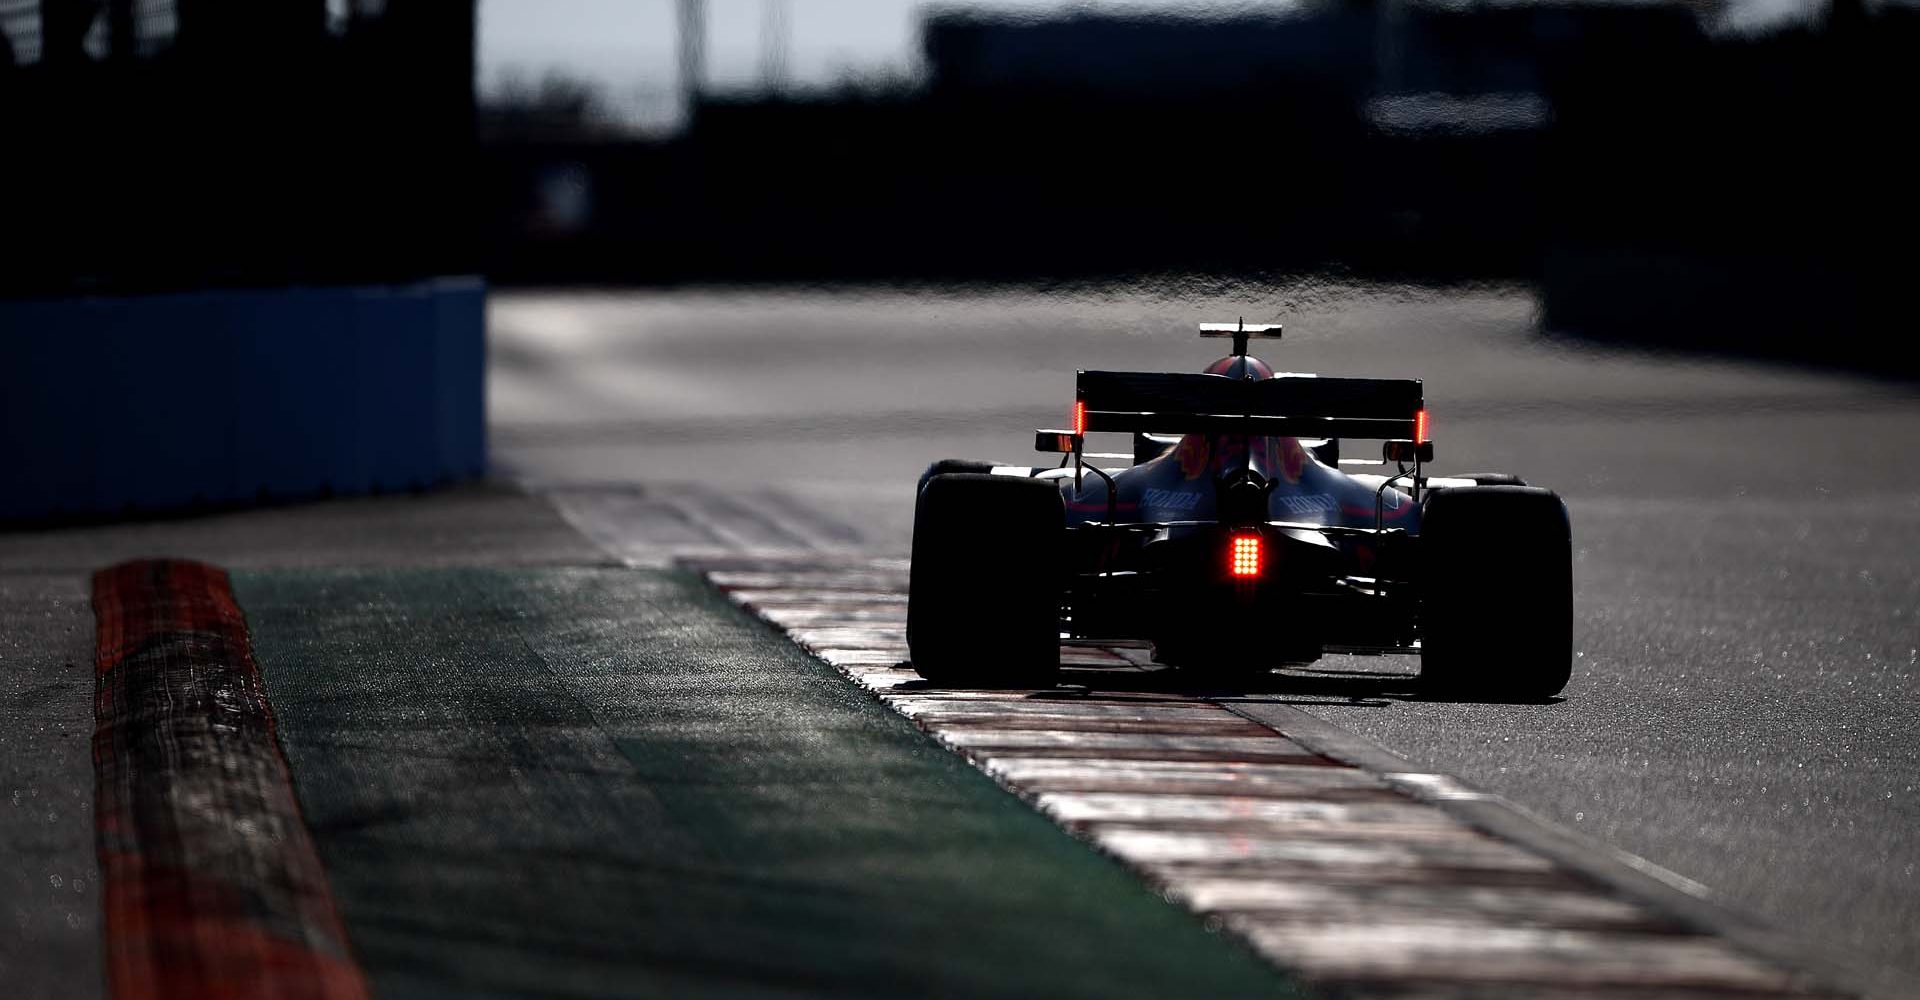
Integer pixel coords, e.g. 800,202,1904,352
1418,485,1572,700
907,473,1065,687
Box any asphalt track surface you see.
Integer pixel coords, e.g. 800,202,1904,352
491,283,1920,995
0,571,97,1000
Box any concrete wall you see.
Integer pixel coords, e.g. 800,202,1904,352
1,279,485,521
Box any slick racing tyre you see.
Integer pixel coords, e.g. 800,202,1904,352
1452,472,1529,487
1418,485,1572,700
916,459,997,497
908,473,1064,687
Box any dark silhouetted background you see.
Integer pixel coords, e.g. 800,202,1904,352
3,0,1912,367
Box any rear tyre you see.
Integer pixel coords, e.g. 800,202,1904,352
1418,485,1572,700
917,459,997,497
1453,472,1529,487
907,473,1065,687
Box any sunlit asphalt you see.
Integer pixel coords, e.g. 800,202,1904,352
491,282,1920,992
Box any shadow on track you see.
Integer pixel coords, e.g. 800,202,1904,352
892,659,1568,708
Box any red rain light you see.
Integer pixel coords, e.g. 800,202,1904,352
1073,400,1087,436
1229,534,1263,578
1414,408,1430,445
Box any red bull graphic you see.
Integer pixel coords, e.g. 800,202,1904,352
1177,434,1210,479
1274,436,1306,485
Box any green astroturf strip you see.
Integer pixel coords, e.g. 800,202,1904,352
234,567,1307,1000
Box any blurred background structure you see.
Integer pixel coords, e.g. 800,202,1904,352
0,0,484,520
1,0,476,295
1,0,1914,519
477,0,1914,368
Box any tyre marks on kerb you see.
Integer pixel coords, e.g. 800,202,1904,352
91,560,368,1000
694,554,1848,1000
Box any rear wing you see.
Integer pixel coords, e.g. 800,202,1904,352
1074,370,1425,441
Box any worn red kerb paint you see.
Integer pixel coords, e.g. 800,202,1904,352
92,559,369,1000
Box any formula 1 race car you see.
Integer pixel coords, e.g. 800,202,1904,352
907,321,1572,699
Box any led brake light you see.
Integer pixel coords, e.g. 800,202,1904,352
1073,400,1087,437
1414,408,1429,445
1229,534,1262,578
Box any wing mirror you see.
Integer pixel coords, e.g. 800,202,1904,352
1035,430,1082,454
1383,440,1433,464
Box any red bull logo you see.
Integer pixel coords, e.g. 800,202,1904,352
1276,437,1306,485
1177,435,1210,479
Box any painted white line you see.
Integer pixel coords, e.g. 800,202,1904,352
1384,771,1493,801
533,481,871,566
657,489,771,552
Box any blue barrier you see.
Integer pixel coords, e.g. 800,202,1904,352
1,279,486,520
